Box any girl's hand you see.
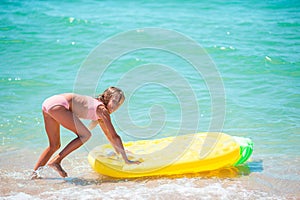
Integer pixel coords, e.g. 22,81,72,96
125,159,141,165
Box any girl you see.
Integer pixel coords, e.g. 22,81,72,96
32,87,140,179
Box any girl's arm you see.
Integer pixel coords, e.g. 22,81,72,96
97,106,140,164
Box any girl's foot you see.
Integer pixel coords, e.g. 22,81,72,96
30,171,40,180
30,167,43,180
48,162,68,178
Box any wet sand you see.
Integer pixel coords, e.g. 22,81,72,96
0,148,298,199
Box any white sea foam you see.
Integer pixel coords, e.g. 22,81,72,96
0,192,40,200
0,150,297,200
1,178,289,200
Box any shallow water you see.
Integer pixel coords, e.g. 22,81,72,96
1,0,300,199
1,148,298,200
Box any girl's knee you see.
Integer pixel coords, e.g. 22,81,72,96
49,143,61,152
79,132,91,143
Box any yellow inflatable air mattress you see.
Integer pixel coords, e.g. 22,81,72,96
88,132,253,178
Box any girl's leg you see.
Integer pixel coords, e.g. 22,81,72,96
33,111,61,171
46,106,91,177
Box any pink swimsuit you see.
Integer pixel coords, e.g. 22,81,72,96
42,95,69,113
42,95,103,121
83,96,104,120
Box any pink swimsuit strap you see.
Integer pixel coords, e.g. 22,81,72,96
85,97,104,121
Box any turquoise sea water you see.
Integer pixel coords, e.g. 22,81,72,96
1,0,300,199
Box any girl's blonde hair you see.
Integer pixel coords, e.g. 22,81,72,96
97,86,125,106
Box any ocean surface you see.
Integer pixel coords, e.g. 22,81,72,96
1,0,300,199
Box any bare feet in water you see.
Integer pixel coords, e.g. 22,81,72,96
30,167,43,180
48,162,68,178
30,171,40,180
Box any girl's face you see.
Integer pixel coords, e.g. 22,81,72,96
107,96,124,114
